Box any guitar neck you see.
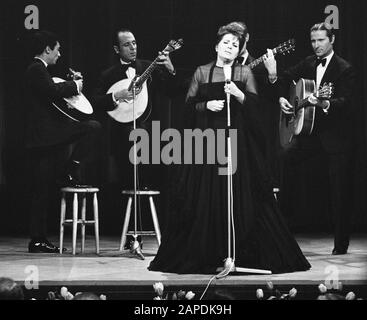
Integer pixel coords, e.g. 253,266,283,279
247,48,277,70
135,57,160,87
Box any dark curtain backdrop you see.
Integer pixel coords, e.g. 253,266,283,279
0,0,366,236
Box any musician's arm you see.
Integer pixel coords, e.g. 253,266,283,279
276,60,307,99
326,66,356,116
185,67,207,112
28,64,78,99
92,73,117,112
243,67,259,104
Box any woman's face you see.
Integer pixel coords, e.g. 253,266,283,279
216,33,240,62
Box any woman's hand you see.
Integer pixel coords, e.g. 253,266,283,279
224,82,245,103
206,100,225,112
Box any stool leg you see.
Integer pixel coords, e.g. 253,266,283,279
59,192,66,254
149,196,161,246
81,194,86,254
72,193,78,255
119,197,132,251
93,192,100,254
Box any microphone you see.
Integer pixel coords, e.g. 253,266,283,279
223,65,232,105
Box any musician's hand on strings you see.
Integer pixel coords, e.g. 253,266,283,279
156,51,175,75
114,88,134,101
207,100,225,112
263,49,277,83
114,87,142,101
308,93,330,110
72,72,83,80
68,68,83,80
279,97,294,114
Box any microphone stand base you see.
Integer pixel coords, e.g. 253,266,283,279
216,258,272,276
130,240,145,260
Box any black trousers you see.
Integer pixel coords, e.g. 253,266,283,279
27,120,101,239
279,136,353,251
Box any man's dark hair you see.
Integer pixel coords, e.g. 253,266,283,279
216,24,245,52
114,28,133,47
310,22,335,40
0,277,24,300
31,30,59,56
225,21,249,38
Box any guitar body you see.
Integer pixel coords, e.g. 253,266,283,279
52,77,93,122
279,79,316,150
107,78,151,123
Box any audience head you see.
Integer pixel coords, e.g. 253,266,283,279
0,277,24,300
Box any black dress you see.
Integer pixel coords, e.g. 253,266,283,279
149,62,311,274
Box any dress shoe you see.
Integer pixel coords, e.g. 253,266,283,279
43,239,67,252
332,248,348,255
28,239,66,253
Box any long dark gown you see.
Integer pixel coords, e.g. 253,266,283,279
149,62,311,274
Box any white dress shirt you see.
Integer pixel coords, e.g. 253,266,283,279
120,59,136,79
316,51,334,89
316,51,334,113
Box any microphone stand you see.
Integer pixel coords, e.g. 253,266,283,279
216,77,271,278
130,79,144,260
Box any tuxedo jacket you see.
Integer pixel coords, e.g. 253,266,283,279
279,54,356,153
24,59,79,148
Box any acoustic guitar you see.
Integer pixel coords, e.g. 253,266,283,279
52,69,93,122
279,78,334,150
107,39,184,124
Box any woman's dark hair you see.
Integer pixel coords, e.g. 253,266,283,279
225,21,249,38
31,30,58,56
216,25,245,52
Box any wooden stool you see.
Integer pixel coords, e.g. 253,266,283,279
59,186,100,255
119,190,161,251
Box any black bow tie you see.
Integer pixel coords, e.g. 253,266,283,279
121,60,136,70
316,58,327,67
236,56,245,65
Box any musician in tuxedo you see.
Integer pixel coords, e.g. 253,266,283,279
24,30,101,253
277,23,356,255
93,28,176,189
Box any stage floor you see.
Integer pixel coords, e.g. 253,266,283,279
1,234,366,288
